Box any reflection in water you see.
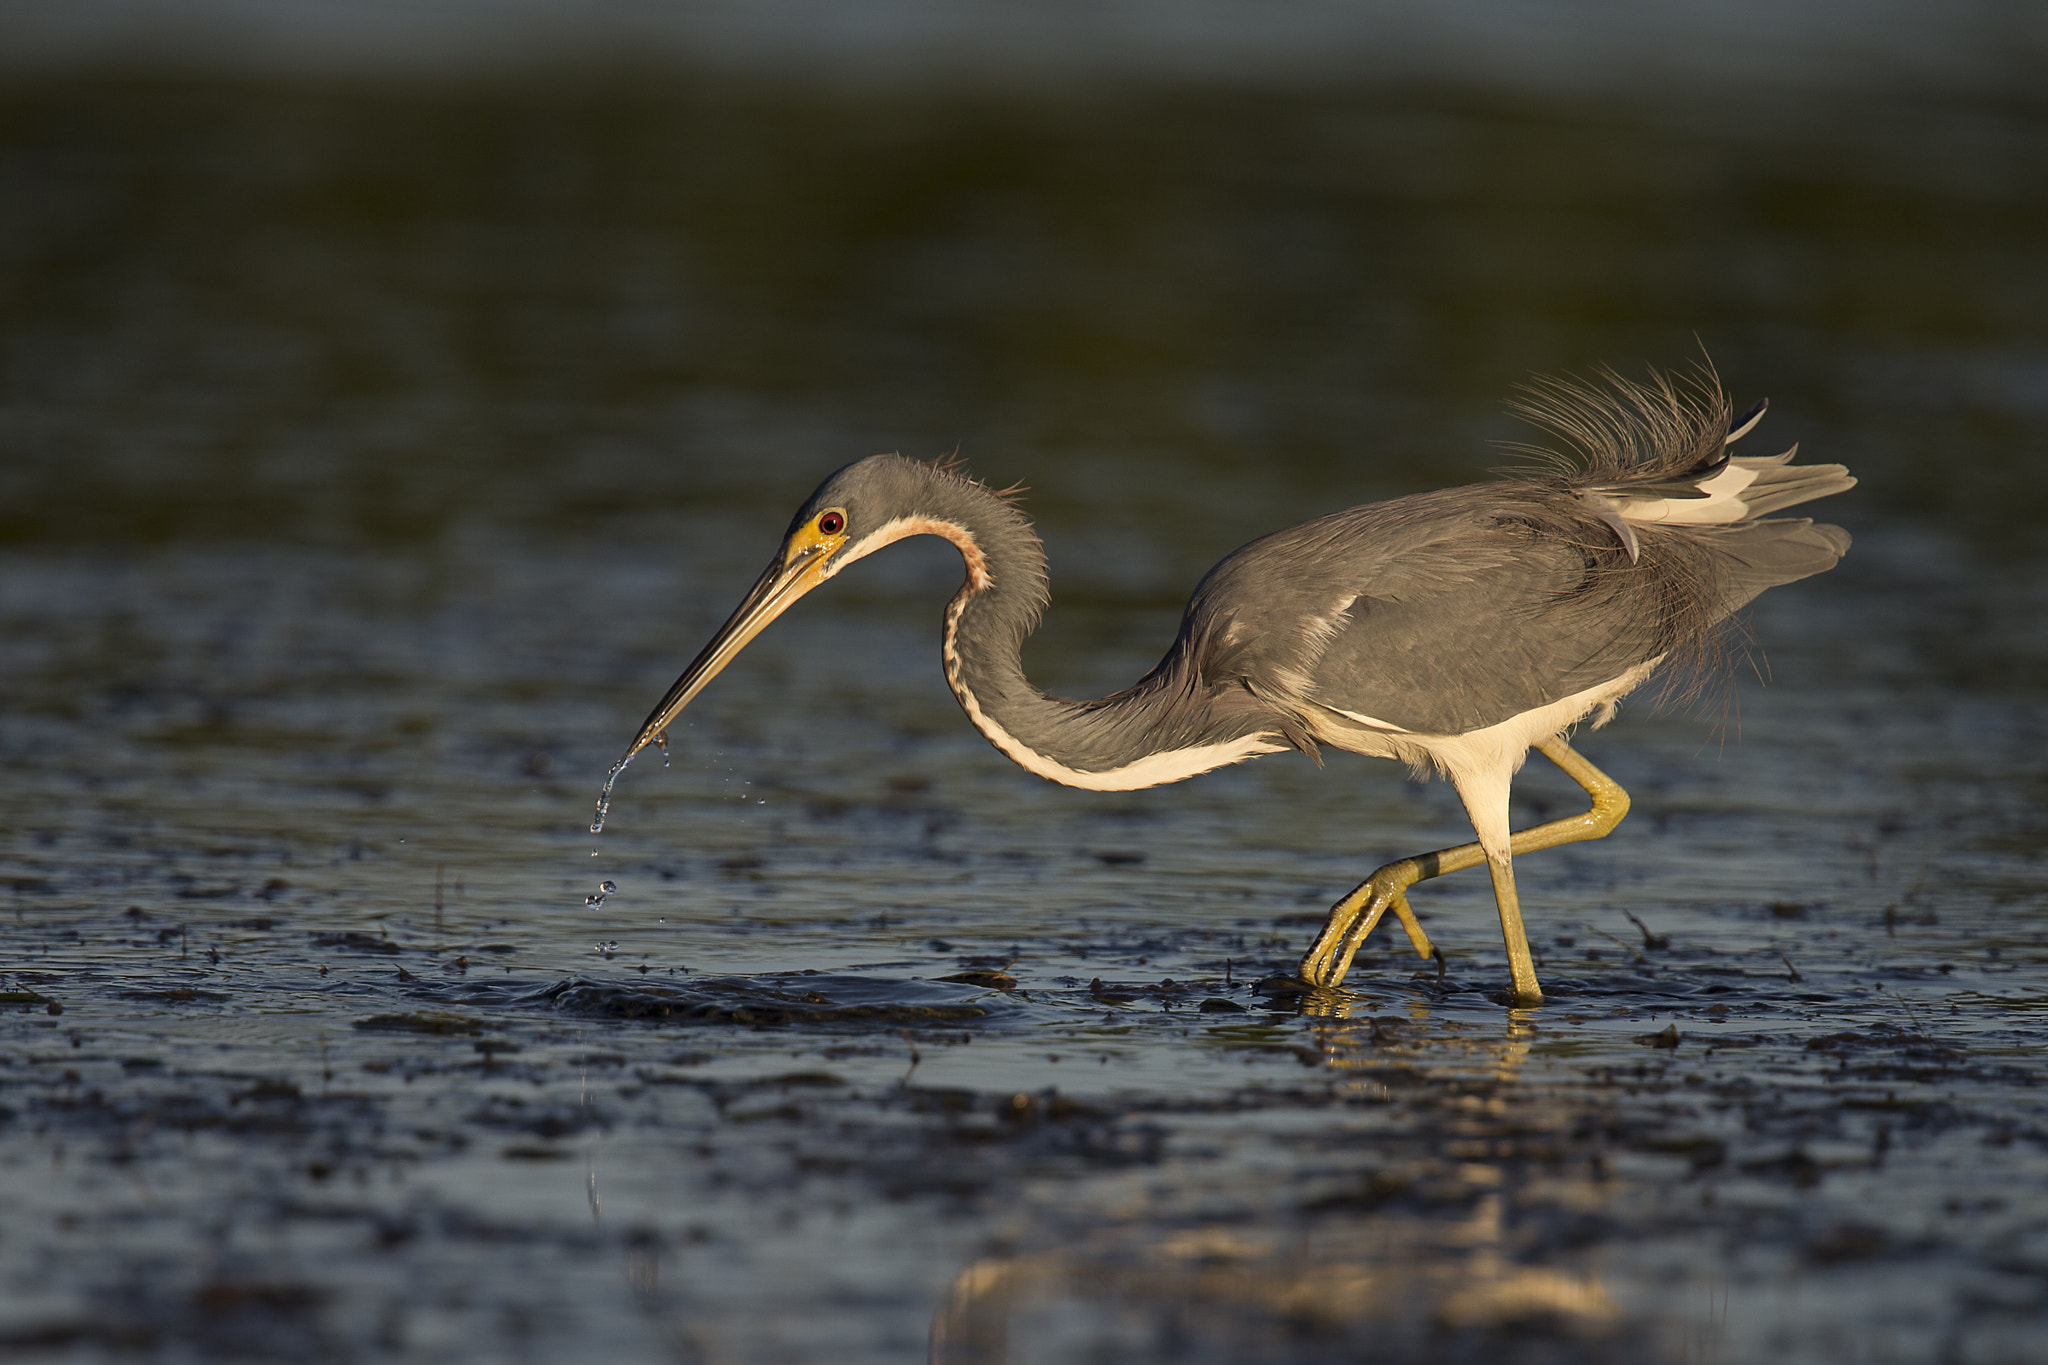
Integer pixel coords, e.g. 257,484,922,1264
932,1233,1620,1365
929,1012,1659,1365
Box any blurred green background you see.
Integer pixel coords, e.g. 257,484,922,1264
5,3,2046,834
4,63,2045,565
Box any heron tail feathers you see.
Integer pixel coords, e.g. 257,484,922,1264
1697,517,1853,613
1716,456,1857,519
1502,362,1854,515
1584,450,1857,537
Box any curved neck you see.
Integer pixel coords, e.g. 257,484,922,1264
837,467,1283,790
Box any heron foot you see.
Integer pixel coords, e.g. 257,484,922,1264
1291,740,1625,1004
1296,862,1435,989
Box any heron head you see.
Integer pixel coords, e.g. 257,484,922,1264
615,455,932,765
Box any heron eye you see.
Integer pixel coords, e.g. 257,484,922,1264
818,511,845,535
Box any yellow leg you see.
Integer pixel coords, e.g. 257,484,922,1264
1487,853,1541,1005
1295,737,1631,1002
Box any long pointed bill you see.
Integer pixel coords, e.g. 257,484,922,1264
591,521,846,833
627,542,839,762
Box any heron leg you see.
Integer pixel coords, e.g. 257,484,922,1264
1296,737,1631,1000
1488,853,1542,1006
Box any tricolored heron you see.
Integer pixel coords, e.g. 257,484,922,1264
598,370,1852,1006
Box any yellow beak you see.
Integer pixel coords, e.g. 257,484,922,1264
616,521,848,768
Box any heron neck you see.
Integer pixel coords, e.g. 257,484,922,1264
903,476,1282,786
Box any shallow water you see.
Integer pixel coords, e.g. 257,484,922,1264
4,66,2048,1364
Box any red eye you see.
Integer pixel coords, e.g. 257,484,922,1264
819,511,845,535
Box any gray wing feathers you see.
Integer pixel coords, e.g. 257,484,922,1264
1298,515,1672,734
1286,504,1851,736
1175,368,1854,740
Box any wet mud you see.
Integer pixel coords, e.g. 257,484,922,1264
7,720,2047,1365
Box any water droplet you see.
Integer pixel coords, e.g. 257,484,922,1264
591,754,634,834
583,880,618,910
654,731,671,768
594,940,619,957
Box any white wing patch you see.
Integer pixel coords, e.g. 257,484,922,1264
1326,706,1412,734
1613,458,1766,525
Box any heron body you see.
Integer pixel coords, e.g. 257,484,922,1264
604,372,1853,1006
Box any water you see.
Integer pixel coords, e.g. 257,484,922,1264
3,50,2047,1365
592,755,637,834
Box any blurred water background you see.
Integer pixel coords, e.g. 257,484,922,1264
3,2,2047,1362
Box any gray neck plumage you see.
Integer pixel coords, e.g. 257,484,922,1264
906,470,1284,785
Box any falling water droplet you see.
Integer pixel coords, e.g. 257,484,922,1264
584,880,618,910
591,754,634,835
594,940,619,958
654,731,671,768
